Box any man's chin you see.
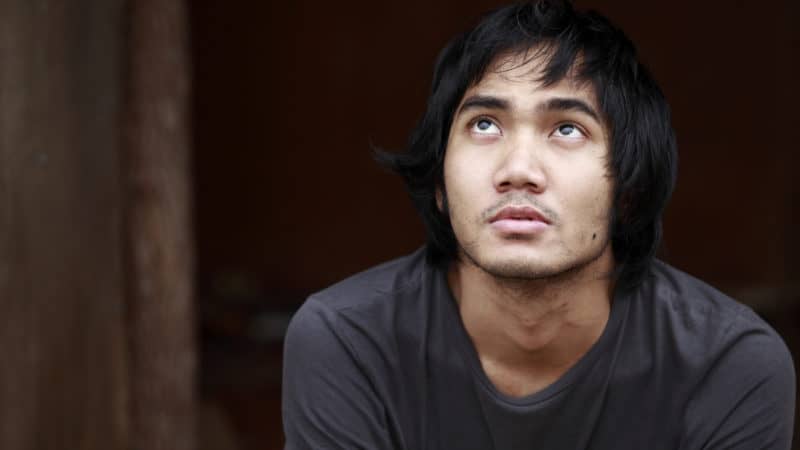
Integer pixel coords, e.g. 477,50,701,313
460,244,611,284
462,249,563,280
480,260,566,281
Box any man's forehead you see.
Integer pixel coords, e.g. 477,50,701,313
463,52,597,106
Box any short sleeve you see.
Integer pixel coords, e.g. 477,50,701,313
282,297,396,450
680,313,796,450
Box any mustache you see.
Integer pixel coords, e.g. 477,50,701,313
480,193,558,224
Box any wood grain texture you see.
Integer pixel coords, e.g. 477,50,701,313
0,0,128,449
124,0,197,449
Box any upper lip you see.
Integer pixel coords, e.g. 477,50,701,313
490,205,551,224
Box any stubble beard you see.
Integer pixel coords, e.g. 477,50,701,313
442,189,615,289
458,233,613,289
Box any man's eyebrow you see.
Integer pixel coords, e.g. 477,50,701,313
538,97,601,122
456,95,510,116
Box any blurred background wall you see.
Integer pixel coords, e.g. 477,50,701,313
0,0,797,449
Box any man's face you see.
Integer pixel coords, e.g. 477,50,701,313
442,53,614,280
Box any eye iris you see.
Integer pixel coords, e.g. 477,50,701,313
477,120,492,131
559,124,575,135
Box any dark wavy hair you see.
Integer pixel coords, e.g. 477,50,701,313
376,0,678,291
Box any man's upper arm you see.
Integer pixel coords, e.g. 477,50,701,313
282,297,395,450
681,319,796,450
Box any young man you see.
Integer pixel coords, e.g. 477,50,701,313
282,1,796,449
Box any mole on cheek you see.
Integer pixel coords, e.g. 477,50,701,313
592,233,597,240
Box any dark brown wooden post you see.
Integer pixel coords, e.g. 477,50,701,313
0,0,196,449
0,1,129,449
124,0,197,449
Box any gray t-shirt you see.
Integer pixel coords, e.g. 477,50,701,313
282,248,795,449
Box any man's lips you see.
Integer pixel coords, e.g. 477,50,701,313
489,205,551,224
489,205,551,234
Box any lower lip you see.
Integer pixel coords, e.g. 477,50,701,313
490,219,549,235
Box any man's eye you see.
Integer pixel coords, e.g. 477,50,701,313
470,118,501,135
552,123,585,139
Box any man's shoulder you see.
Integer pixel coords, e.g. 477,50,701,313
286,247,436,346
284,247,439,385
643,260,793,375
281,248,438,450
647,260,768,332
645,263,796,448
309,246,430,313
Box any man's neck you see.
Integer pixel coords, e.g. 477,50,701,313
447,248,615,397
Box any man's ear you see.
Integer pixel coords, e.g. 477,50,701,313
435,187,443,213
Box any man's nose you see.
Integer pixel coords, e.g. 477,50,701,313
493,134,548,194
